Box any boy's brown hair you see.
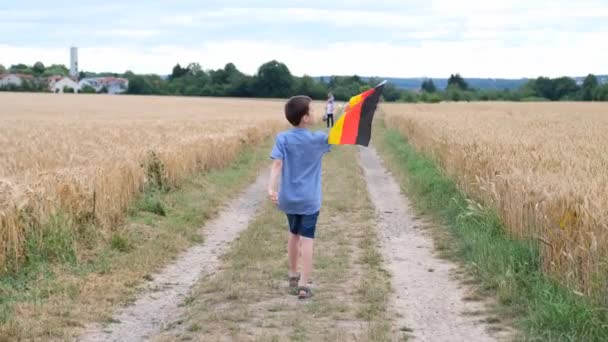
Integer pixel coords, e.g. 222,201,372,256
284,95,312,126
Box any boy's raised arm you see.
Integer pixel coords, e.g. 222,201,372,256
268,159,282,204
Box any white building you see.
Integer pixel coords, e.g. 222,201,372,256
0,74,35,88
0,74,24,87
49,76,80,93
103,77,128,94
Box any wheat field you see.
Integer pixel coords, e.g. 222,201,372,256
0,93,292,271
383,102,608,298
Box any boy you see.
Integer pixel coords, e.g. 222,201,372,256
268,95,331,300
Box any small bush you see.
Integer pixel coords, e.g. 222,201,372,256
143,150,168,192
137,192,167,216
110,233,131,252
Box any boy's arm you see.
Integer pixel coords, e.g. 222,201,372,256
268,159,282,204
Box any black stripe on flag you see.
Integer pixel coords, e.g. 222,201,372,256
355,83,385,146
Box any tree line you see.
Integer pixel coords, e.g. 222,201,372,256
124,61,380,101
400,73,608,103
2,61,607,102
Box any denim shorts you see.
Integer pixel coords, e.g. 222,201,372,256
286,212,319,239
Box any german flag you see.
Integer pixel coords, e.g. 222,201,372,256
328,81,386,147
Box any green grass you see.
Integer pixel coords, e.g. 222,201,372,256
135,191,167,216
373,121,608,341
110,233,132,253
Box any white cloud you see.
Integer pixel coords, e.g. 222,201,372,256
0,9,55,20
2,35,607,78
95,29,160,38
161,7,442,31
158,3,608,33
2,0,608,77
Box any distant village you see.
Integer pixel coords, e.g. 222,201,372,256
0,47,128,94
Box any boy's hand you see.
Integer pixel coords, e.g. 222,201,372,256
268,159,282,205
268,190,278,205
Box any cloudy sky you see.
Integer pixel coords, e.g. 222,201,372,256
1,0,607,78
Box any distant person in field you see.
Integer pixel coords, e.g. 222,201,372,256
325,92,335,128
268,95,331,300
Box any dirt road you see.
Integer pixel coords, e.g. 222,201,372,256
79,171,268,341
359,146,500,341
78,145,507,341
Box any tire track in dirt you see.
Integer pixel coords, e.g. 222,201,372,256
79,169,269,342
358,146,497,341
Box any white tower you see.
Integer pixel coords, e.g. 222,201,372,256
70,47,78,78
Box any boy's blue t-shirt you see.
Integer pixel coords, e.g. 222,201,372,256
270,128,331,215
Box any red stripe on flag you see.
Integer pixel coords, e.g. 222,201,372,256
360,88,376,98
340,101,363,144
340,88,375,144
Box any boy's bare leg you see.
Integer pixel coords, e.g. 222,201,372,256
298,237,314,286
288,233,300,277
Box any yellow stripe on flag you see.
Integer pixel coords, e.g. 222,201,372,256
348,94,363,107
328,112,346,144
329,93,362,144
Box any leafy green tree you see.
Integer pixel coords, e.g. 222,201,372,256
43,64,69,76
421,79,437,93
421,92,442,103
382,83,400,101
581,74,598,101
187,62,203,76
0,64,5,73
446,87,462,101
329,86,351,101
78,71,86,80
32,61,45,75
327,75,367,101
594,84,608,101
519,80,538,99
400,90,419,103
123,70,136,79
127,76,149,94
223,63,251,96
170,63,189,80
328,76,338,88
533,77,555,100
224,63,239,77
349,75,362,84
296,75,316,96
294,75,327,99
447,74,468,90
358,84,372,93
253,60,294,98
209,68,228,85
553,77,579,100
10,64,31,74
532,76,578,101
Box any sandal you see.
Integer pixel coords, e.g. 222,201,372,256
297,286,313,300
